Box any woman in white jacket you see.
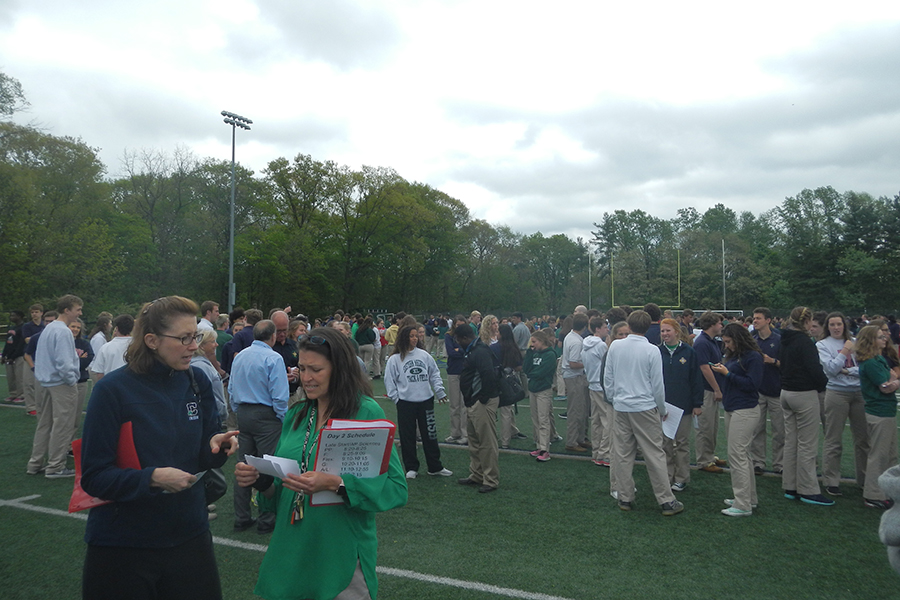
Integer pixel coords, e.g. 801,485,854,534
386,325,452,479
817,311,869,497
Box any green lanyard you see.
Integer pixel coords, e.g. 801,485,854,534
291,406,320,524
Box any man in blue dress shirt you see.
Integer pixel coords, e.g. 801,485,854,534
228,319,289,534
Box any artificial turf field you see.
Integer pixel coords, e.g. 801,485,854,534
0,363,897,600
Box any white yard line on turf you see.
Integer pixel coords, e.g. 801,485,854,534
0,495,577,600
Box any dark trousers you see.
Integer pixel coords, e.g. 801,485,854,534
396,398,443,473
234,403,282,529
83,531,222,600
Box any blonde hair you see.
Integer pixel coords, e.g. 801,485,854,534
480,314,497,345
193,328,218,357
855,325,882,363
787,306,812,330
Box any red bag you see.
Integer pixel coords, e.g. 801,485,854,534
69,421,141,513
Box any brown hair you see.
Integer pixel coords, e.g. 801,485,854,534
127,296,199,374
292,327,372,429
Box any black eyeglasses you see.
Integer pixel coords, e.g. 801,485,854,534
299,335,328,346
160,333,204,346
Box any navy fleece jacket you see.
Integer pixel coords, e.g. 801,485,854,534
81,361,226,548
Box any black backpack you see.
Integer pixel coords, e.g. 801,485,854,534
498,366,525,407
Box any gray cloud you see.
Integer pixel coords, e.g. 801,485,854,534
435,21,900,237
225,0,405,71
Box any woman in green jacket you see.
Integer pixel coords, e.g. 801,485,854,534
857,325,899,509
524,329,558,462
235,327,408,599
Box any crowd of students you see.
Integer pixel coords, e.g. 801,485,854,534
390,302,899,517
4,296,899,596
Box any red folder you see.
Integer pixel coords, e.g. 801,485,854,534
68,421,141,513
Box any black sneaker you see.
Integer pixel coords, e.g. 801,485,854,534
233,518,258,533
864,498,894,509
784,490,800,500
559,412,567,419
660,500,685,516
800,494,835,506
754,466,764,476
825,486,842,496
618,500,633,511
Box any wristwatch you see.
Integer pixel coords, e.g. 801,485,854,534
336,479,347,498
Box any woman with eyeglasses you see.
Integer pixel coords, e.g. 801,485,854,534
80,296,240,599
856,325,899,509
235,327,408,600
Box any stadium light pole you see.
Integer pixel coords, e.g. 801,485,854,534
221,110,252,313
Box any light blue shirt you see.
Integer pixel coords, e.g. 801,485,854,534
228,340,289,420
34,320,79,387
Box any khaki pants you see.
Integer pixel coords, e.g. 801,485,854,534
28,383,78,474
358,344,375,376
23,365,37,412
612,408,675,505
822,388,868,488
554,357,565,396
5,356,24,398
563,374,589,447
71,381,88,443
695,389,720,467
382,345,393,376
447,374,466,440
664,412,694,484
781,389,822,495
530,388,553,451
499,405,520,446
725,406,760,511
466,396,499,488
863,413,898,501
590,389,613,461
750,393,785,471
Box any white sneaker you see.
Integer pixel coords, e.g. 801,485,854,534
721,507,752,517
45,468,76,479
428,468,453,477
724,498,758,509
405,470,418,479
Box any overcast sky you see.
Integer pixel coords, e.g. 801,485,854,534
3,0,900,241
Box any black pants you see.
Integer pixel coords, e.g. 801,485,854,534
396,398,443,473
83,530,222,600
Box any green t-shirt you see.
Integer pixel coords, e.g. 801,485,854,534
859,355,898,418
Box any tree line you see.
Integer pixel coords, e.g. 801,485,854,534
1,79,898,318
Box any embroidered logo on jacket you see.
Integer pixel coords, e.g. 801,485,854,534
186,402,199,421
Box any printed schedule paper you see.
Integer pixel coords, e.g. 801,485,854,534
310,419,396,506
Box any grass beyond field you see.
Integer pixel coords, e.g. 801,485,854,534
0,365,896,599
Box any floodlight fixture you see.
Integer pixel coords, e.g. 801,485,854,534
221,109,253,312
